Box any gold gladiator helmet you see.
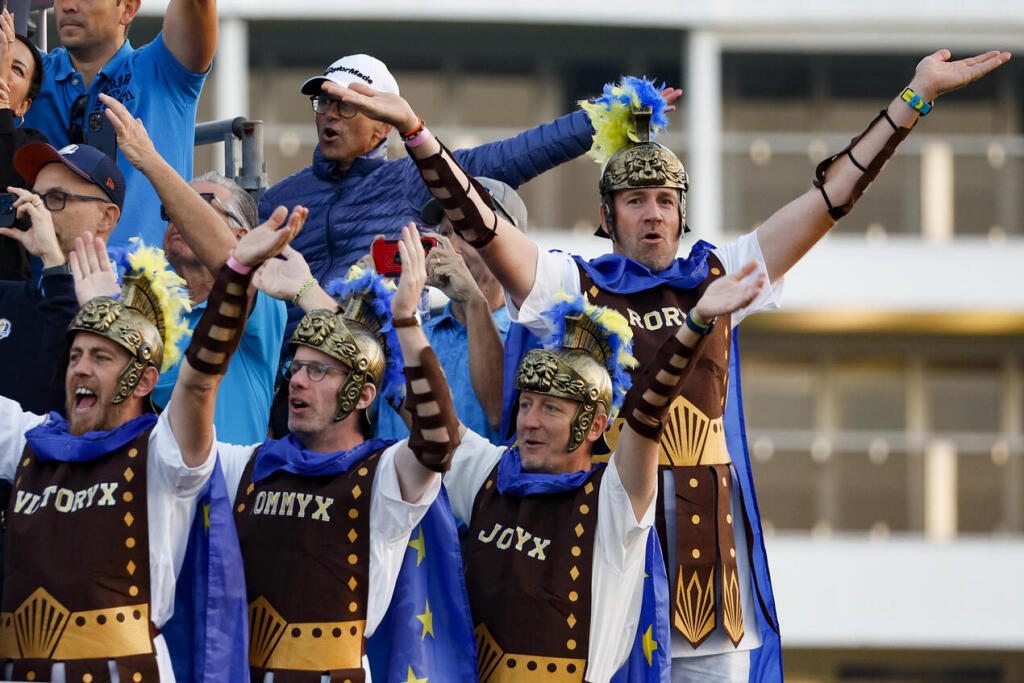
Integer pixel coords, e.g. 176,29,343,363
580,76,689,239
511,295,636,453
289,268,399,423
67,242,191,405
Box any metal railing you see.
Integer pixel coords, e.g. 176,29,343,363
194,117,269,202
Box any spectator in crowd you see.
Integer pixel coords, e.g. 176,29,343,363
0,9,47,280
24,0,218,249
218,227,475,680
98,94,287,444
375,177,526,444
0,213,301,682
258,53,681,340
0,142,122,415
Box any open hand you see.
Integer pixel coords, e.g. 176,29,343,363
234,205,308,268
100,93,158,171
322,81,419,133
69,232,120,306
693,260,766,323
908,49,1011,102
425,233,481,304
0,11,15,104
252,245,314,301
661,86,683,113
391,223,427,320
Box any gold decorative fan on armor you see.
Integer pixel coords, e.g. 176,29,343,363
248,596,286,667
475,623,505,682
14,587,69,659
674,569,715,646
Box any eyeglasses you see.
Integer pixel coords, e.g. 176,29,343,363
309,95,357,118
284,359,346,383
160,192,246,229
38,190,110,211
68,94,90,144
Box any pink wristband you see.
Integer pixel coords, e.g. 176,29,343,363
226,251,252,274
404,127,431,148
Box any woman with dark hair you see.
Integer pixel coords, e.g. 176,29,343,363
0,8,46,280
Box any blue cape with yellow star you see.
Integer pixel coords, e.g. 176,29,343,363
366,486,478,682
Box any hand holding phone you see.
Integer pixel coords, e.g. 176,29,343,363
372,235,437,277
0,192,29,231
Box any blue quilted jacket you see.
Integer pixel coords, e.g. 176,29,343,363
259,110,594,336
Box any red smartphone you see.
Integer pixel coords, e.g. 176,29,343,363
372,236,437,276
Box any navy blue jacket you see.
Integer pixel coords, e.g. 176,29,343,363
0,272,78,414
259,110,594,336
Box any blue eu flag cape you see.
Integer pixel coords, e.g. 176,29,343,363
366,487,479,682
501,244,783,682
610,530,672,683
163,455,249,683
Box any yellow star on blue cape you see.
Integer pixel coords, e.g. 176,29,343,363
203,502,210,531
403,665,428,683
643,624,658,666
416,599,434,640
409,525,426,566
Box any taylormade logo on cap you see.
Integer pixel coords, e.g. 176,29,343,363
300,54,399,97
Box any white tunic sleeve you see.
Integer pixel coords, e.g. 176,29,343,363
441,428,505,525
585,454,656,683
504,249,581,339
712,230,785,327
0,396,47,482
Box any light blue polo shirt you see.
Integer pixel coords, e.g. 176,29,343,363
153,291,286,445
375,302,511,445
25,33,207,248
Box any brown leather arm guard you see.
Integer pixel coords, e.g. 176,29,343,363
410,140,500,248
620,330,707,441
185,263,253,375
813,109,912,220
404,347,461,473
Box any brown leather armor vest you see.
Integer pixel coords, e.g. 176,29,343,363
233,446,384,683
0,430,159,683
577,256,754,648
465,463,604,683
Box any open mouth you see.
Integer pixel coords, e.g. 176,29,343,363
74,387,98,413
642,231,663,243
289,398,309,412
321,127,340,143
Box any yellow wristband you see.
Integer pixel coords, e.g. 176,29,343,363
291,278,317,306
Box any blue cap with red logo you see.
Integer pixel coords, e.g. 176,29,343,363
13,143,125,210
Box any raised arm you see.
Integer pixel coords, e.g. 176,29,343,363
757,49,1010,283
390,225,461,503
168,206,306,466
161,0,218,74
102,94,239,279
324,81,541,307
615,261,766,520
426,234,505,431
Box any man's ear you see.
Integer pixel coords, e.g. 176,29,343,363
597,203,613,239
132,365,159,400
97,204,121,240
356,381,377,411
371,122,393,148
585,411,609,444
119,0,142,28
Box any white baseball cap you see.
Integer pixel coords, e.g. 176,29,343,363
300,54,400,97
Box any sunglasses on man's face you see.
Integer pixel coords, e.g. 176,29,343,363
160,192,245,229
68,94,90,144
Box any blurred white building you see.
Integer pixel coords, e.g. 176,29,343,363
90,1,1024,679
